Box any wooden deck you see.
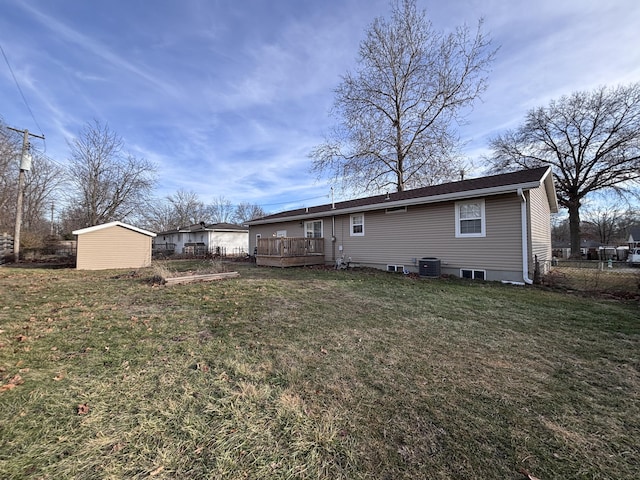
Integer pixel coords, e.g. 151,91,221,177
256,237,325,267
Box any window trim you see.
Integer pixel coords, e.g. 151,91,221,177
460,268,486,280
455,199,486,238
387,264,405,273
304,220,323,238
350,214,365,236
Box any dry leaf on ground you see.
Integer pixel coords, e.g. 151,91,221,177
0,374,24,393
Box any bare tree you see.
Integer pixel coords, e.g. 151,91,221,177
582,204,626,246
617,208,640,244
58,205,87,238
1,119,64,242
0,118,21,233
66,120,157,227
142,189,210,232
551,215,570,245
233,202,266,224
22,152,66,234
139,201,176,233
311,0,496,194
489,83,640,255
207,196,235,223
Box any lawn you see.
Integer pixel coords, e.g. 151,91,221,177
0,262,638,479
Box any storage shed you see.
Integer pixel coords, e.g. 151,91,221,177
73,221,156,270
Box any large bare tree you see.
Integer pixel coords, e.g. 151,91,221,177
67,120,157,228
489,83,640,255
311,0,496,194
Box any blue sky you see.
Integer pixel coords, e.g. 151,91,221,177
1,0,639,215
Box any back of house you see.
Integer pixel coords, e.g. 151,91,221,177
248,167,558,284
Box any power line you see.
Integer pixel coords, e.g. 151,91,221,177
259,194,329,208
0,41,45,139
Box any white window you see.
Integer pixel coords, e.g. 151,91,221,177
460,269,486,280
305,220,323,238
455,200,485,238
276,230,287,237
387,265,405,273
350,214,364,236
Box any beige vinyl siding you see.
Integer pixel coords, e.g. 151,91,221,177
333,193,523,274
76,225,152,270
250,220,305,252
250,220,331,254
251,219,339,262
528,184,553,266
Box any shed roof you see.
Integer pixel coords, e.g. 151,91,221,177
73,221,157,237
249,167,557,225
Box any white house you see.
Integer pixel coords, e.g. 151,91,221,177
154,222,249,256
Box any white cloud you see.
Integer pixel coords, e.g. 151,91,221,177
0,0,638,214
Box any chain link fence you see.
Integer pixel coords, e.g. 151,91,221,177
541,259,640,298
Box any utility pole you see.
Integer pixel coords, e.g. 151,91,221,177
7,127,45,262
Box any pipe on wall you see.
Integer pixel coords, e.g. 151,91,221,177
518,188,534,285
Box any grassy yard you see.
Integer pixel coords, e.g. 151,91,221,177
0,261,638,479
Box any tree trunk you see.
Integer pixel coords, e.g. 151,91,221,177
567,200,581,258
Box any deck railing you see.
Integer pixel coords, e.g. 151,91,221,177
257,237,324,257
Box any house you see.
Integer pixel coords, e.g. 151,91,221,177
629,227,640,249
153,222,249,257
247,167,558,284
73,221,156,270
628,227,640,266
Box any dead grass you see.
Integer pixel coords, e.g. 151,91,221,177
150,259,229,284
0,262,638,479
545,263,640,297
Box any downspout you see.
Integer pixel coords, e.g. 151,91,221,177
518,188,534,285
331,187,336,263
331,215,336,263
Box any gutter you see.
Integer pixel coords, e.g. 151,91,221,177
518,188,533,285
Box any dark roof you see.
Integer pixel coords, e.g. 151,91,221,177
629,227,640,241
206,222,248,231
250,167,554,224
156,222,247,235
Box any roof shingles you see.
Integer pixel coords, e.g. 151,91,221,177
252,167,552,222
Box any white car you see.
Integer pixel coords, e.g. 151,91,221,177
628,248,640,266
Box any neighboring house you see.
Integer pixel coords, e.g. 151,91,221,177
153,222,249,256
73,221,156,270
629,227,640,249
247,167,558,284
628,227,640,266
